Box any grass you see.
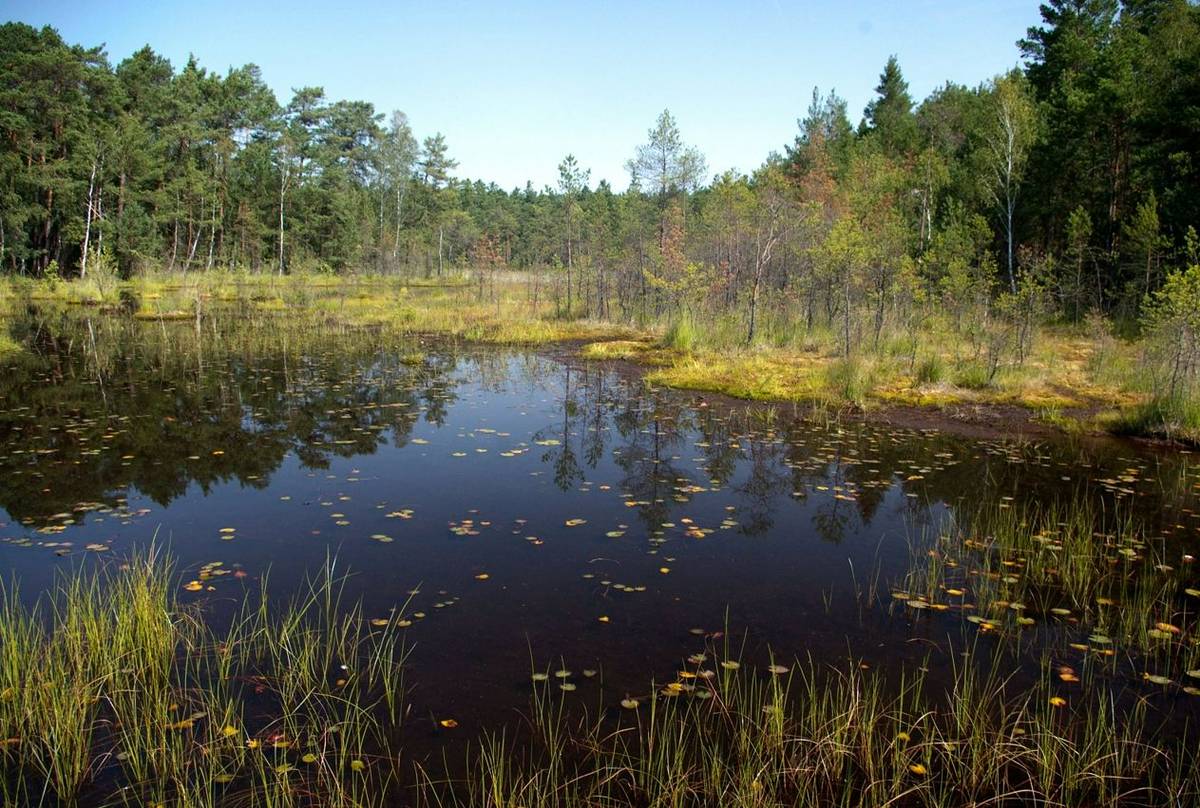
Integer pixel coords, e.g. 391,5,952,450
0,549,411,807
1112,393,1200,446
0,431,1194,804
0,330,19,361
895,497,1200,687
5,550,1194,807
425,642,1197,807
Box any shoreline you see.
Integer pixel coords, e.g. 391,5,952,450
2,275,1194,449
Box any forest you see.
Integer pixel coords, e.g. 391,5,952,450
1,1,1199,439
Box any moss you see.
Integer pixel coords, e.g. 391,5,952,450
646,352,835,404
580,339,676,365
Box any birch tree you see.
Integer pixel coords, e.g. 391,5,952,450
983,72,1036,292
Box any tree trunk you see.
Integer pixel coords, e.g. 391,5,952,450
565,203,573,315
1005,195,1016,293
81,159,97,278
278,175,286,276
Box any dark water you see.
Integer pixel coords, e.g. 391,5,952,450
2,307,1199,753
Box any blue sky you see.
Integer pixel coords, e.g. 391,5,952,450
7,1,1041,190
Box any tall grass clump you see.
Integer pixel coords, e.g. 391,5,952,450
823,356,879,407
428,648,1197,808
0,549,411,807
1115,393,1200,445
663,313,700,352
914,352,946,385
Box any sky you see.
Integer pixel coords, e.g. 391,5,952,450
6,1,1043,190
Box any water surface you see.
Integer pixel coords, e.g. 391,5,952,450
2,306,1198,751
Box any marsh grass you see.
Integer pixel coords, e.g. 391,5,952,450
896,499,1200,690
0,526,1195,806
1113,393,1200,446
0,549,411,807
426,644,1196,808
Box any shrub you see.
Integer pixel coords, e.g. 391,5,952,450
1140,264,1200,400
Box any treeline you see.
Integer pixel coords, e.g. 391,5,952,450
1,1,1198,331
